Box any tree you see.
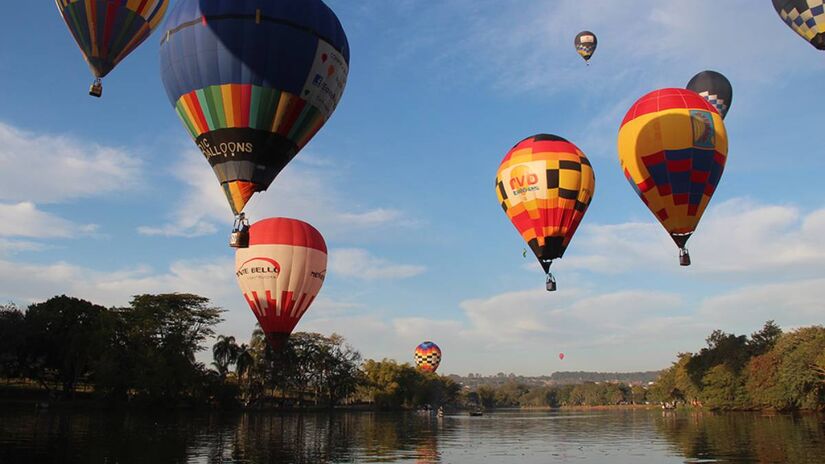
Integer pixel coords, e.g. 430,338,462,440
212,335,240,379
0,303,25,380
701,364,748,410
748,320,782,356
105,294,224,403
24,295,109,397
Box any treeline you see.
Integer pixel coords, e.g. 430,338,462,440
648,322,825,411
0,294,459,409
464,381,650,408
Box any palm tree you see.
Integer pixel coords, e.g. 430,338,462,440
235,343,254,381
212,335,239,379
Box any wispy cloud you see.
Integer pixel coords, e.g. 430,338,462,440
0,202,97,238
566,198,825,278
0,121,141,203
138,150,410,239
329,248,426,280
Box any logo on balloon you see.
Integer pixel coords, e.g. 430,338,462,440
311,269,326,281
690,110,715,149
509,165,540,196
236,257,281,278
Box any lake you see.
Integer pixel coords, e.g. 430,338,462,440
0,407,823,463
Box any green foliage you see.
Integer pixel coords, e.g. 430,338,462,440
0,303,25,379
24,295,108,396
652,323,824,411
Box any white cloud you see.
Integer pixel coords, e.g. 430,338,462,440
329,248,426,280
0,202,97,238
0,256,236,309
138,150,409,239
0,122,141,203
566,198,825,279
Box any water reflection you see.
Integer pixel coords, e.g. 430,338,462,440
0,406,823,463
655,410,825,464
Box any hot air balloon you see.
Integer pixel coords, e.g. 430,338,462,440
574,31,598,63
159,0,350,246
617,88,728,266
414,341,442,373
495,134,596,291
235,217,327,350
559,353,565,361
772,0,825,50
687,71,733,119
55,0,169,97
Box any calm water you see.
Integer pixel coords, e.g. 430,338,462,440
0,407,823,463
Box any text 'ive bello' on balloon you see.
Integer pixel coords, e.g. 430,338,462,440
496,134,595,292
159,0,350,247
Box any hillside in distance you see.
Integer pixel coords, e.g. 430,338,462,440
448,371,661,388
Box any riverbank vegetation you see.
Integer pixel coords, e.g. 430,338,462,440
0,294,458,409
649,321,825,411
1,295,822,411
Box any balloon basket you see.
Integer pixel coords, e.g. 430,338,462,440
229,213,250,248
546,273,557,292
89,79,102,98
679,248,691,266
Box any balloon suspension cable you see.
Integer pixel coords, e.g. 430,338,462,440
229,213,250,249
679,247,691,267
546,272,557,292
88,78,103,98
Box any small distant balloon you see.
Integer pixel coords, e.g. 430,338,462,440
574,31,598,63
415,341,442,373
559,353,565,360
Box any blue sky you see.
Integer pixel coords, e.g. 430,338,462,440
1,0,824,375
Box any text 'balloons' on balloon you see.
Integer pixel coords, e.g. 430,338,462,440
772,0,825,50
56,0,169,97
617,88,728,266
414,341,442,373
687,71,733,119
235,217,327,350
574,31,598,63
495,134,596,291
159,0,350,217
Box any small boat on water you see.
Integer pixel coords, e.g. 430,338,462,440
469,410,483,417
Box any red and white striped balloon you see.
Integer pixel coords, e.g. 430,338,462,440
235,217,327,349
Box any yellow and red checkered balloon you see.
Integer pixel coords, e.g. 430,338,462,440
495,134,595,289
617,88,728,265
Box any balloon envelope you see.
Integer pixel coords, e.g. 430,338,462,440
414,341,442,373
617,88,728,260
495,134,595,277
559,353,565,360
574,31,598,62
235,217,327,349
56,0,169,78
159,0,350,215
772,0,825,50
687,70,733,119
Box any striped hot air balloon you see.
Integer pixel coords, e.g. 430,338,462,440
159,0,350,219
55,0,169,97
495,134,596,291
235,217,327,350
617,88,728,266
